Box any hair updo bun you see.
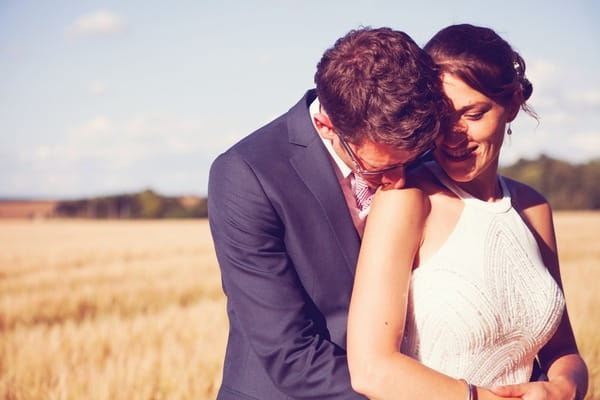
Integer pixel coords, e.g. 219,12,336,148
520,77,533,102
513,53,533,102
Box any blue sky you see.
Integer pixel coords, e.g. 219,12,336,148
1,0,599,199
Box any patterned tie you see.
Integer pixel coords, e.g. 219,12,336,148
352,173,375,211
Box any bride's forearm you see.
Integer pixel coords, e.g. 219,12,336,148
348,352,519,400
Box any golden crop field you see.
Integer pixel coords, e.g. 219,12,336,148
0,212,598,400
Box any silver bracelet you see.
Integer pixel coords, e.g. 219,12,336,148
459,379,476,400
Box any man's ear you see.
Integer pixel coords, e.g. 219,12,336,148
313,112,336,140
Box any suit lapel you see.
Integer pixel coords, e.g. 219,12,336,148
287,91,361,276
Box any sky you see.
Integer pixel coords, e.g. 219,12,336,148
1,0,599,199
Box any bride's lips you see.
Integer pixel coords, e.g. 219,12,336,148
441,146,476,162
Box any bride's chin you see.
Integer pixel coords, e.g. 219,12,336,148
437,163,472,181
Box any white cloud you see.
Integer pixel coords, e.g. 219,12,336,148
515,57,600,163
22,112,207,168
570,131,600,156
76,116,114,137
526,59,563,88
65,10,127,39
88,80,108,95
8,111,219,197
540,111,571,125
258,52,273,66
567,89,600,108
500,124,600,165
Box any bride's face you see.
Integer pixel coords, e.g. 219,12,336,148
434,73,513,187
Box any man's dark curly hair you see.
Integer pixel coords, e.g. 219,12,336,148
315,27,450,154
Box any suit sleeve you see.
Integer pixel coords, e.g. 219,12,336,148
208,151,366,400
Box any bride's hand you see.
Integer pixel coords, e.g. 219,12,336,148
489,377,577,400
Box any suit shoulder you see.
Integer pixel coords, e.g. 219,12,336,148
229,114,289,154
216,91,316,161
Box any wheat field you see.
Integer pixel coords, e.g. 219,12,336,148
0,212,598,399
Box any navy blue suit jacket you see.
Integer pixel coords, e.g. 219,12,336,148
208,90,366,399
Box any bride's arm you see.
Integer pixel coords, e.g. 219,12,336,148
347,186,519,400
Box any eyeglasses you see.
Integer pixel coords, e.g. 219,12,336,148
337,134,433,178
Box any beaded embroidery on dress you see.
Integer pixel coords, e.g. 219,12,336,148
400,162,565,387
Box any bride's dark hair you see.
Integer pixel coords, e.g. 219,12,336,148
424,23,536,118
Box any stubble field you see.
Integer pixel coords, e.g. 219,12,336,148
0,212,598,399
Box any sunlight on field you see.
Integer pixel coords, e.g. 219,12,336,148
554,212,600,400
0,220,225,400
0,213,598,399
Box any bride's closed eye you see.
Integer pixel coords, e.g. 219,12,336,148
464,111,485,121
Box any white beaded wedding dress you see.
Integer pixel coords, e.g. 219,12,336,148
400,163,565,387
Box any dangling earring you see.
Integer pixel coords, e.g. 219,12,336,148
507,124,512,136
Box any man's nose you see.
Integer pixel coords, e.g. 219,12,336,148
379,169,406,190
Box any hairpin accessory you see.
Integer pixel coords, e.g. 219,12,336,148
513,61,521,74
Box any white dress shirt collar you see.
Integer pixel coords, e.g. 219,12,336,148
309,97,353,179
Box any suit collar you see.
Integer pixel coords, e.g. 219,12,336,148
287,89,319,147
287,90,361,276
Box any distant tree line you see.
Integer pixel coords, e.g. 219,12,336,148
55,189,208,219
500,155,600,209
52,155,599,219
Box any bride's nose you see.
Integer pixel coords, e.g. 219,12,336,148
444,120,468,147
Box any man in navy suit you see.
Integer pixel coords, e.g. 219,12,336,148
208,27,448,399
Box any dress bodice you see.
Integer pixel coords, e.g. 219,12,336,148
400,163,565,387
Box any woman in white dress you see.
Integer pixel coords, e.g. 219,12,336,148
347,24,588,400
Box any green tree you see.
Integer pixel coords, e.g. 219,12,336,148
136,189,165,218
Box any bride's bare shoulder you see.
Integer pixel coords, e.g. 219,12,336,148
370,165,439,216
503,176,549,211
406,164,447,195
